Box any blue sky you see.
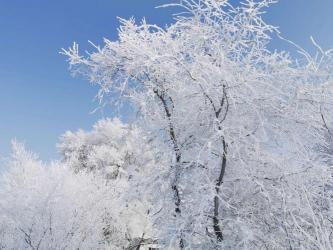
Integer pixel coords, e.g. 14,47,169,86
0,0,332,161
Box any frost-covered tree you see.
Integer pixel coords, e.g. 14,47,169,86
63,0,333,249
0,140,155,249
0,141,113,249
58,118,158,248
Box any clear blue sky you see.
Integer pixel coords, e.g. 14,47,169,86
0,0,332,161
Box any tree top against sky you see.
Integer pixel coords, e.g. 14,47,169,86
0,0,332,162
